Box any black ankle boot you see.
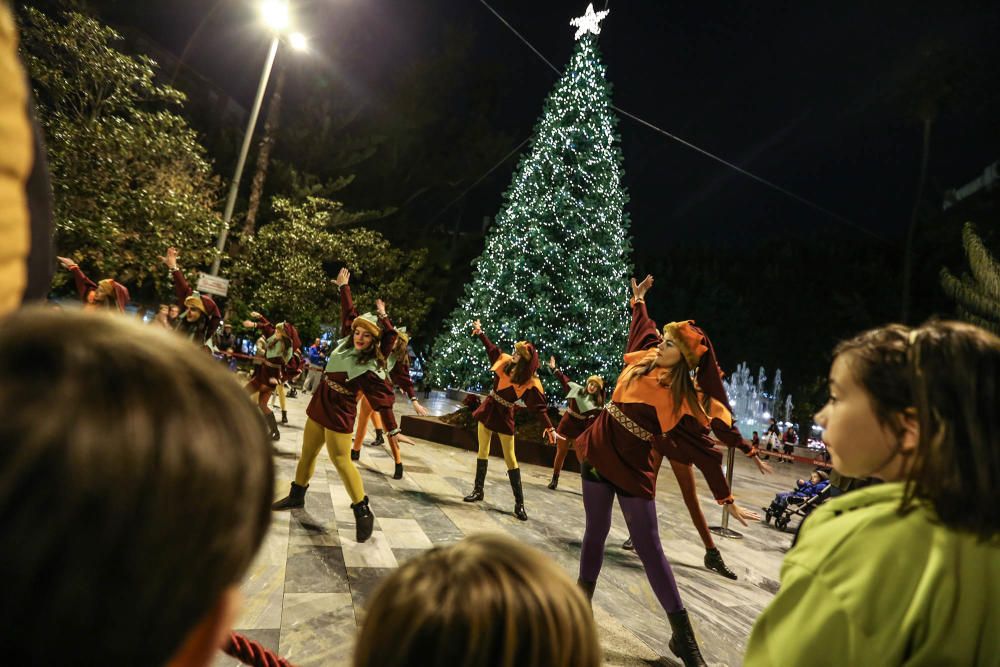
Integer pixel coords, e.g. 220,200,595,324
265,412,280,440
272,482,307,510
464,458,488,502
280,409,288,425
547,472,559,490
393,462,404,480
370,430,384,447
667,609,707,667
288,388,297,398
350,448,360,461
351,495,375,543
508,468,527,520
704,547,737,580
577,578,597,606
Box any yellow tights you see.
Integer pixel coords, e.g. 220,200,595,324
276,382,287,411
477,422,517,470
295,418,365,503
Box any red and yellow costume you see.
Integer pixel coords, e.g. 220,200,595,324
65,263,129,313
574,300,755,503
169,268,221,348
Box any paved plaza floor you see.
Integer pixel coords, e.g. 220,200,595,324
215,392,806,667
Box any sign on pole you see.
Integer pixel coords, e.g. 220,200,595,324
196,272,230,297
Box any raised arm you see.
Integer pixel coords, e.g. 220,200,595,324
548,356,573,394
627,275,661,353
58,257,95,302
335,268,357,337
376,299,398,359
470,319,503,365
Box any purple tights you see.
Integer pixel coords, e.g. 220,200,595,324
579,477,684,613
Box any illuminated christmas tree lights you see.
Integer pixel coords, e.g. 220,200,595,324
427,15,633,394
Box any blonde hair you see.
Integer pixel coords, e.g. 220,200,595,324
353,534,601,667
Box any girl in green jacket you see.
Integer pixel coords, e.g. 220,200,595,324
745,321,999,666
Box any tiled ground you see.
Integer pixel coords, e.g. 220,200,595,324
216,391,807,667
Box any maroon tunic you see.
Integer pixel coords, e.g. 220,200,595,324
573,301,751,501
170,269,221,344
554,369,603,439
470,332,554,437
305,285,400,433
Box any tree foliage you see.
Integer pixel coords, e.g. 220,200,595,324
940,222,1000,334
230,196,431,340
19,7,222,292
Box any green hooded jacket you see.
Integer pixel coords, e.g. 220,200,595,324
745,482,999,666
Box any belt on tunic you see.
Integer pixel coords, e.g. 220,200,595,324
324,376,354,396
262,359,283,369
606,402,656,442
566,407,590,420
489,389,516,409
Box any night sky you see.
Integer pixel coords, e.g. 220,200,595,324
88,0,1000,251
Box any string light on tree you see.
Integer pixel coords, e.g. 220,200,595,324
570,3,610,40
427,9,632,394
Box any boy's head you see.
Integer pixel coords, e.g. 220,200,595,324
0,308,274,666
354,534,601,667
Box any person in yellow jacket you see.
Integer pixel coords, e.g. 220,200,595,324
745,321,999,666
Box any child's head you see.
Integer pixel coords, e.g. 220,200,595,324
0,308,275,666
353,534,601,667
810,470,827,484
817,320,999,536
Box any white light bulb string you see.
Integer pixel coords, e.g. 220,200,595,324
472,0,886,243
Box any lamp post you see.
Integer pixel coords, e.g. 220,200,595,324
210,1,307,276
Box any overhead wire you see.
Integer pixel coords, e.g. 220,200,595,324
447,0,885,242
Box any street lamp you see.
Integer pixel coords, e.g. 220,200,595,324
210,1,308,276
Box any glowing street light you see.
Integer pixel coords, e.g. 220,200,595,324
210,1,307,275
289,32,308,51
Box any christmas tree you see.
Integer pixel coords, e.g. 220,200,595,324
427,5,633,393
940,222,1000,334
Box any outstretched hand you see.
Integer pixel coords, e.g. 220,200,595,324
754,456,774,475
335,268,350,287
724,502,762,526
631,275,654,301
413,401,429,416
56,256,76,269
471,319,482,335
242,319,256,329
548,355,557,370
159,247,179,270
375,299,387,317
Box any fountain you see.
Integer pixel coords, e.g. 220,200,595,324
723,362,793,439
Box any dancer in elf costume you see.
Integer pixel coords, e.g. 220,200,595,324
271,268,401,545
56,257,130,312
350,326,429,478
160,247,222,349
463,319,558,521
242,312,299,441
247,309,304,426
573,275,769,667
546,356,605,491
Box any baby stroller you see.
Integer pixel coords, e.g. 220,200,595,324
765,484,831,531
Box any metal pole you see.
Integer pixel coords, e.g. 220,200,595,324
209,35,280,276
710,446,744,539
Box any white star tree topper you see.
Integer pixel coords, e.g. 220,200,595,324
570,3,610,40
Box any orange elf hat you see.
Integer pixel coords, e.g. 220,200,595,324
663,320,732,413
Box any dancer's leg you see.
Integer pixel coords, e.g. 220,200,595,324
276,383,287,411
476,422,493,459
325,429,366,504
257,387,274,415
497,431,517,470
294,418,327,486
579,477,616,584
617,495,684,614
669,458,714,550
552,437,571,475
352,397,374,453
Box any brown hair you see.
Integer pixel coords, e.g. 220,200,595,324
353,324,386,369
835,320,1000,537
353,534,601,667
623,348,708,416
505,355,532,386
0,308,274,665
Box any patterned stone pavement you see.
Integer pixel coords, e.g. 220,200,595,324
216,391,808,667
